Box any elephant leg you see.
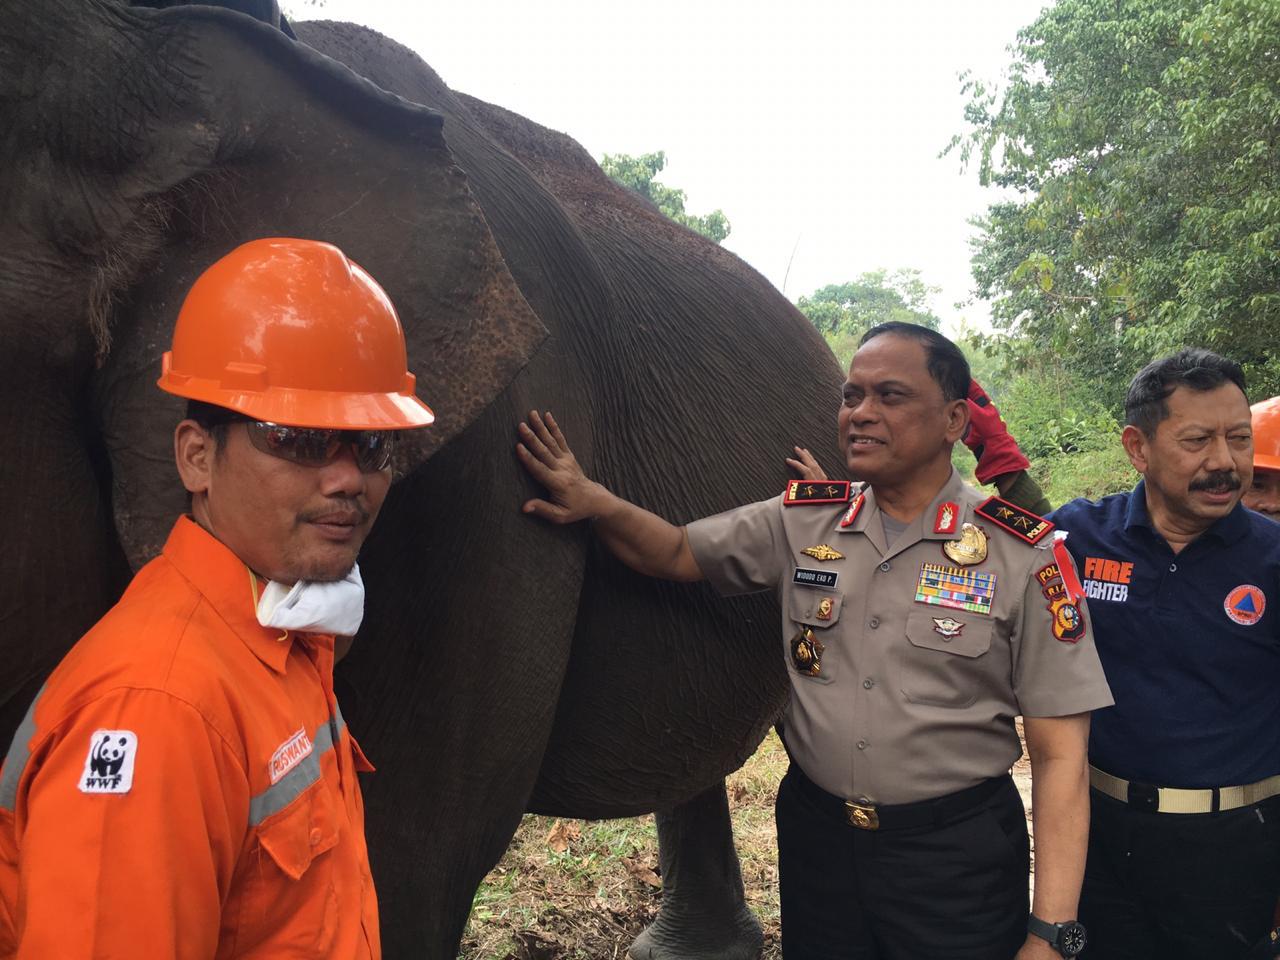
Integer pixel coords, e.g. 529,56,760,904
629,781,763,960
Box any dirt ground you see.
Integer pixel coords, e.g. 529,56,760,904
459,724,1036,959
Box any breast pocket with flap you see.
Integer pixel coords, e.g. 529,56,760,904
239,777,344,955
786,590,844,684
896,607,994,708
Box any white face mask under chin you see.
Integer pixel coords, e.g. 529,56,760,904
255,564,366,637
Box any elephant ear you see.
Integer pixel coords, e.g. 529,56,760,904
83,3,546,566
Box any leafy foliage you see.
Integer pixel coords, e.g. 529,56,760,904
797,269,942,368
600,151,731,243
955,338,1136,507
952,0,1280,404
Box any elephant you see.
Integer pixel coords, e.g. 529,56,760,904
0,0,848,956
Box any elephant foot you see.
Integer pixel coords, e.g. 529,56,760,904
627,780,764,960
627,900,762,960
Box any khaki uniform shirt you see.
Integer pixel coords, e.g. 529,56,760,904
687,469,1114,805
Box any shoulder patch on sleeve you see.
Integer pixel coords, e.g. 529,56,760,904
783,480,852,506
79,730,137,795
974,496,1054,545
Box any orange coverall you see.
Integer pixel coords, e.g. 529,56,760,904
0,516,380,959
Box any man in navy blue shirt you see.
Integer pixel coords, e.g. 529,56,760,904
1051,349,1280,959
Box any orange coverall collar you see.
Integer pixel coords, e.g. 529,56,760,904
161,515,301,674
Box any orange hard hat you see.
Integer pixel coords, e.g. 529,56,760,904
157,238,434,430
1253,396,1280,473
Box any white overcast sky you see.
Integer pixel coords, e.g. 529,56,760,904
303,1,1046,334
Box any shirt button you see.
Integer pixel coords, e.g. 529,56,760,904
857,740,868,750
869,617,881,629
1169,562,1177,572
879,562,891,572
863,678,875,689
309,828,323,846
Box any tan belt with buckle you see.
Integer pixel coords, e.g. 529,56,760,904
1089,765,1280,814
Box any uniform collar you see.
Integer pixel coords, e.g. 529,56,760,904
839,468,973,557
918,469,975,541
1125,479,1251,547
161,516,299,674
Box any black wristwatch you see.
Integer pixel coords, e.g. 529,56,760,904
1028,915,1087,957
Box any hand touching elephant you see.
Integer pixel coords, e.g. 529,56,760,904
518,411,705,583
517,411,609,524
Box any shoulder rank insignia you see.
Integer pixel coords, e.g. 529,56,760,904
942,522,987,566
839,492,866,528
974,496,1054,545
784,480,852,506
801,544,844,562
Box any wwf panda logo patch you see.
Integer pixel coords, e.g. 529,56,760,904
78,730,137,794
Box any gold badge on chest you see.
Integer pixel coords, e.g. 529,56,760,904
801,544,845,562
790,626,825,676
942,522,988,566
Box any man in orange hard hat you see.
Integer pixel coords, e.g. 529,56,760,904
1246,397,1280,520
0,238,433,959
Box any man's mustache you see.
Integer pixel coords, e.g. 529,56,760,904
1189,470,1241,493
298,499,370,525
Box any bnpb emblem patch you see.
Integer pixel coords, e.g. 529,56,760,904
1224,584,1265,626
79,730,137,794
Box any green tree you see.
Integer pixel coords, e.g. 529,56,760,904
600,151,731,243
797,269,941,367
952,0,1280,403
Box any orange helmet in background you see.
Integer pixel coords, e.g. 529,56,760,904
1253,396,1280,473
157,238,434,430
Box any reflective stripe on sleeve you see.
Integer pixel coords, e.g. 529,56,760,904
0,685,45,813
247,710,346,826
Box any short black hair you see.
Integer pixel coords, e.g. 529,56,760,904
859,321,970,402
1125,348,1247,436
185,399,246,450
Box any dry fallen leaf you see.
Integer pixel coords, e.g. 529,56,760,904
544,819,580,853
621,856,662,888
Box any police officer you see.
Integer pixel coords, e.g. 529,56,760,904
1246,396,1280,519
517,321,1113,960
1050,350,1280,959
0,239,434,958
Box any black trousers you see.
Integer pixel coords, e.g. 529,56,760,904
1080,788,1280,960
775,765,1029,959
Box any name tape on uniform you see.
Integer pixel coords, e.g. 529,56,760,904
793,567,839,590
914,563,996,616
269,727,314,785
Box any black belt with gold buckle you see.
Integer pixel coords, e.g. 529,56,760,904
789,763,1011,831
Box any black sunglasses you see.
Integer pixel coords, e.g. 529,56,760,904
244,420,397,473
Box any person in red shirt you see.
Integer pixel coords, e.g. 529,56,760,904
0,238,434,959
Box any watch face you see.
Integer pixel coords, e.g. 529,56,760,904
1060,921,1087,957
